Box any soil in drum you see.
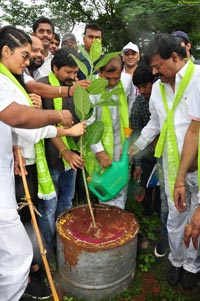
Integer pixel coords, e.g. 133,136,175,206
57,204,139,249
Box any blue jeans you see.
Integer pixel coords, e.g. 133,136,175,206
37,195,57,254
37,168,76,254
54,168,76,218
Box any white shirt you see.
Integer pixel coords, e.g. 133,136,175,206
37,51,53,78
0,74,57,165
188,75,200,121
0,85,18,209
120,72,135,115
135,61,200,194
23,67,46,83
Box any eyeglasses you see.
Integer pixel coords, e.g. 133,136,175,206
14,49,31,62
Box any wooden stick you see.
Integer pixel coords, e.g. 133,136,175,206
82,167,96,227
17,148,59,301
80,136,96,227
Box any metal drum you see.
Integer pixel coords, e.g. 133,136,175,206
56,204,139,301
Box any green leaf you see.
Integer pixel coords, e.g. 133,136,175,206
89,39,102,63
93,99,118,107
78,44,91,63
94,52,122,71
74,85,91,120
81,121,104,151
87,77,108,94
67,137,79,151
100,87,123,101
69,53,88,78
85,107,94,120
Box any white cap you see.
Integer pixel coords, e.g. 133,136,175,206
122,42,139,53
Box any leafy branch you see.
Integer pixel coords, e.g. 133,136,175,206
71,39,122,228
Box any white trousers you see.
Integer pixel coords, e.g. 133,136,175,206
167,185,200,273
99,185,128,209
0,209,33,301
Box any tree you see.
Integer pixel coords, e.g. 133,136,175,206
1,0,200,57
0,0,45,32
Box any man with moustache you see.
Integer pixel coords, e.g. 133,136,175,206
37,47,84,224
129,33,200,289
32,16,55,77
49,32,60,55
77,23,103,80
24,36,45,81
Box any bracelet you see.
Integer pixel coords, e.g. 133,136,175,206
174,184,186,189
58,86,62,97
67,86,71,97
59,147,68,158
57,110,63,127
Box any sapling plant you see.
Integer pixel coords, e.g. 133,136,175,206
69,39,122,230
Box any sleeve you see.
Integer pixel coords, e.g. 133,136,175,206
135,96,160,151
120,73,135,116
0,82,15,111
12,125,57,144
23,71,34,84
187,80,200,121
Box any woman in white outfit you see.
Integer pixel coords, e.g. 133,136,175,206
0,25,83,301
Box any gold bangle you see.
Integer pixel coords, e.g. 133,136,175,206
59,147,68,158
57,110,63,127
58,86,62,97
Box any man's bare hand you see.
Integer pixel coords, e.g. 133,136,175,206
184,206,200,250
69,80,91,96
61,110,73,127
132,166,142,183
96,151,112,168
129,144,139,158
13,146,27,176
174,179,187,212
62,150,84,171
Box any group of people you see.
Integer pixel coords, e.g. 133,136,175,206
1,13,200,301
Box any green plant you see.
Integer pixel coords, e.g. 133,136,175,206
138,253,156,272
63,297,74,301
140,214,161,241
69,39,123,226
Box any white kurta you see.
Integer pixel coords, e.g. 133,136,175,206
0,91,33,301
135,61,200,273
37,51,53,78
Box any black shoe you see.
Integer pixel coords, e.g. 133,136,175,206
23,278,52,300
181,269,197,290
154,238,169,257
167,265,182,287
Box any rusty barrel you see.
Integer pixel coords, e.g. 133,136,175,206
56,204,139,301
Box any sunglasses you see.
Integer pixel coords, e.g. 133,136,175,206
14,49,31,62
